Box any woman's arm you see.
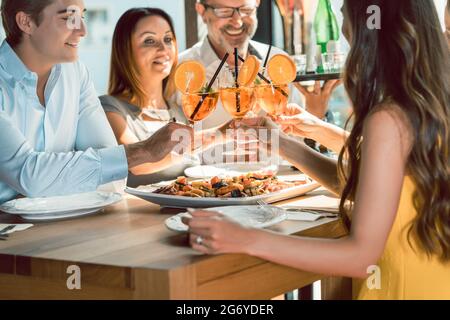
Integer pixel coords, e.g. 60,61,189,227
275,104,349,154
238,116,342,195
278,133,342,195
105,112,139,145
186,108,413,279
310,121,349,154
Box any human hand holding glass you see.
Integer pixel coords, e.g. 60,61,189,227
174,55,229,161
272,103,324,138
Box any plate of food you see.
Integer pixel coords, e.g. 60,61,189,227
165,205,287,232
125,172,320,208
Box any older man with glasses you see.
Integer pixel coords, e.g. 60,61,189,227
172,0,285,130
173,0,340,157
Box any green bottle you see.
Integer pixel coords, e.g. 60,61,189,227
314,0,340,72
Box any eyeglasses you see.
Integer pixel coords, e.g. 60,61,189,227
202,4,258,18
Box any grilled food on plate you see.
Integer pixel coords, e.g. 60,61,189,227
153,172,308,198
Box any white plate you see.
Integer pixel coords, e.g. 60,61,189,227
0,192,122,216
20,208,102,221
184,162,279,179
126,177,320,208
165,205,287,232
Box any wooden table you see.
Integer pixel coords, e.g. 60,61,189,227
0,189,348,300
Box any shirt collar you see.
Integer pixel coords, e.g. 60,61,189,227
199,37,221,67
199,37,264,65
248,42,264,60
0,40,36,82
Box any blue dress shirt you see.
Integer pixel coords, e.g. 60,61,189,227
0,40,128,204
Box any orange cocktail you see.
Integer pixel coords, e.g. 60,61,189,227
175,60,220,124
253,54,296,116
219,55,260,120
220,86,254,119
253,83,289,116
181,91,219,122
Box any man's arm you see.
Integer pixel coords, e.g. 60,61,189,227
0,110,128,198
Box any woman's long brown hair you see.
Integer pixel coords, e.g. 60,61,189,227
339,0,450,260
108,8,178,107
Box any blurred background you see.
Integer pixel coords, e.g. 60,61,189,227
0,0,447,128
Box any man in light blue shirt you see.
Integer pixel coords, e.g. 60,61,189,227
0,0,192,204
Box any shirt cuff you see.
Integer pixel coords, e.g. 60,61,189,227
98,146,128,184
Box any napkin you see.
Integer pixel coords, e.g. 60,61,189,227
0,223,33,235
282,195,340,212
281,195,340,222
284,210,338,222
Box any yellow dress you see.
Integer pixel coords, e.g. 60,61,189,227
353,176,450,299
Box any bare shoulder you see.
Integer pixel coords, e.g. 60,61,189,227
364,103,414,157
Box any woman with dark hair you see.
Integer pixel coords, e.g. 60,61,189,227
185,0,450,299
274,0,450,155
100,8,193,187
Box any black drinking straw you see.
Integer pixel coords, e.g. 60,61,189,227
233,48,241,113
190,53,229,121
237,55,289,98
234,48,239,87
263,45,272,68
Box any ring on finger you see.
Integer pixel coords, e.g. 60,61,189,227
195,235,204,245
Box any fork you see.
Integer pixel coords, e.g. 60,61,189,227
285,208,338,218
0,225,15,240
0,225,15,235
256,199,277,215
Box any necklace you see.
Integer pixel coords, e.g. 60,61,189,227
141,108,171,122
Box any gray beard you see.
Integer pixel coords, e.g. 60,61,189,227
219,26,257,55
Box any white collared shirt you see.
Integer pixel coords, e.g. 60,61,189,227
0,41,128,204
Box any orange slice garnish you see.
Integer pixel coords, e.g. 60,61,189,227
174,60,206,93
237,55,260,87
267,54,297,85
